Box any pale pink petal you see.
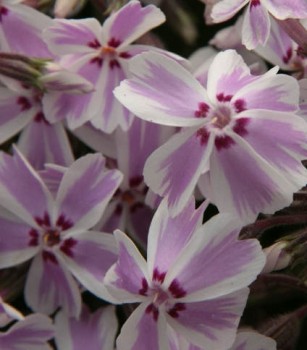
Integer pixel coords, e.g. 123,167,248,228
208,131,307,222
0,208,39,268
0,88,35,144
0,148,52,226
147,198,207,279
167,289,249,349
206,50,257,103
116,302,170,350
102,0,165,47
56,153,122,230
211,0,248,23
236,111,307,180
242,4,270,50
0,314,54,350
0,2,52,57
90,58,132,133
59,230,118,302
230,331,276,350
114,52,208,127
55,306,117,350
144,127,214,216
18,120,74,170
104,230,149,303
164,214,265,301
0,299,24,327
25,252,81,317
43,18,101,55
39,164,66,197
263,0,307,19
233,69,299,112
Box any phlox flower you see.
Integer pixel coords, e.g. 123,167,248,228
0,148,122,317
55,306,117,350
43,0,177,132
115,50,307,223
104,199,265,349
205,0,307,49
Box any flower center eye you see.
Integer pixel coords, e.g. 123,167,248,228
43,229,61,247
102,46,116,55
210,105,232,129
152,287,169,307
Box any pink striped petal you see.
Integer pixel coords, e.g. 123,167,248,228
39,164,66,197
0,209,38,268
208,132,307,222
102,0,165,47
167,289,249,349
0,148,52,226
116,302,170,350
25,252,81,317
230,331,276,350
43,18,101,55
59,230,118,302
0,2,52,57
0,88,35,144
18,120,74,170
0,314,54,350
264,0,307,19
104,230,149,303
242,3,270,49
211,0,248,22
234,68,299,112
144,127,214,216
114,52,208,127
164,214,265,301
147,198,206,280
55,306,117,350
56,153,122,230
206,50,257,103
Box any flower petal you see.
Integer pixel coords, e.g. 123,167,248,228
144,127,214,216
104,230,149,303
116,302,170,350
0,208,38,268
17,120,74,170
55,306,117,350
0,147,52,226
25,252,81,317
242,4,270,50
56,153,122,230
206,50,257,103
102,0,165,47
211,0,248,23
147,198,207,279
230,331,277,350
0,314,54,350
263,0,307,19
114,52,208,127
59,230,118,302
164,213,265,301
43,18,101,55
167,289,249,349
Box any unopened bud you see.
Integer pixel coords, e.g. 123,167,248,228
262,242,291,274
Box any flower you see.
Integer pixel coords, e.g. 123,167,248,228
115,49,307,223
104,199,265,349
0,148,123,316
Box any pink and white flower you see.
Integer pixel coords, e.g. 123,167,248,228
104,199,265,349
43,0,170,132
115,50,307,223
0,149,123,317
207,0,307,49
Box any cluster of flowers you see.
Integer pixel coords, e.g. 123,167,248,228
0,0,306,349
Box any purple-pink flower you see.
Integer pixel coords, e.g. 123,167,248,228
115,49,307,223
104,199,265,349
